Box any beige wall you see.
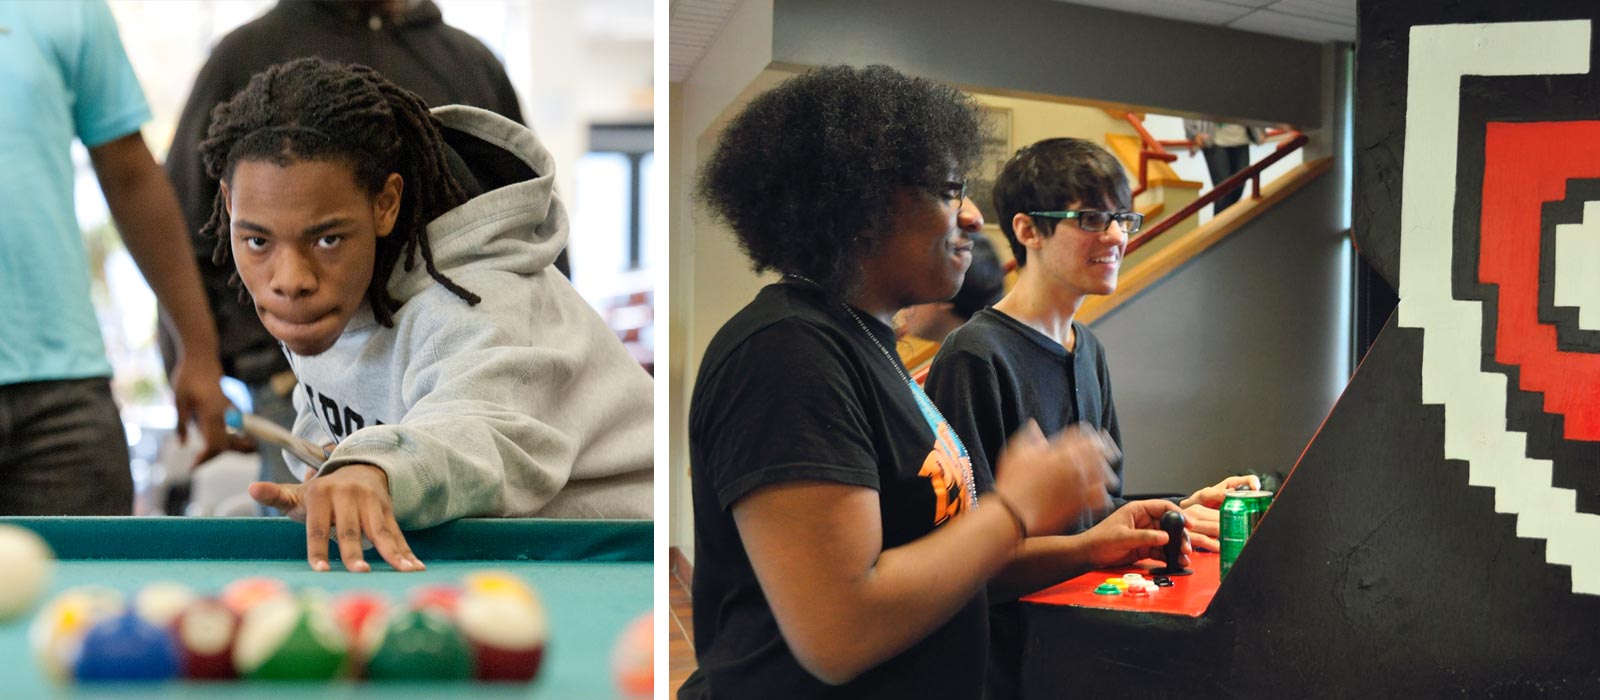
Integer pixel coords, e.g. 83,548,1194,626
669,0,778,563
972,92,1134,166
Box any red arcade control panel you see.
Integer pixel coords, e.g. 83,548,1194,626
1022,551,1222,617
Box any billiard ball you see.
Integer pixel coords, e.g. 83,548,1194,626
220,576,289,616
232,594,348,680
173,597,240,679
456,587,546,681
408,583,462,618
333,590,391,645
73,611,181,682
612,612,652,697
133,581,198,629
29,586,125,683
360,608,474,681
462,570,537,605
0,524,54,621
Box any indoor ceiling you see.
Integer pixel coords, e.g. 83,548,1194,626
1049,0,1354,44
669,0,1354,83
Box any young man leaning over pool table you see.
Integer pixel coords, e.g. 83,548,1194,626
204,58,652,573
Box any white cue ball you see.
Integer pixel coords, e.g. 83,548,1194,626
0,525,55,621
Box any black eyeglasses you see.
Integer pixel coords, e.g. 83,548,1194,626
1027,210,1143,235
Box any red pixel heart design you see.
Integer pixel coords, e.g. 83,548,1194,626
1480,120,1600,441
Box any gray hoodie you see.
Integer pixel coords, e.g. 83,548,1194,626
283,105,653,528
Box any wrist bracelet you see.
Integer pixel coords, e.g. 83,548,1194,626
990,492,1029,541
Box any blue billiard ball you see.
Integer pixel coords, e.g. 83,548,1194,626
74,611,181,682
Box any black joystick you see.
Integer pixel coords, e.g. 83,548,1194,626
1151,510,1192,576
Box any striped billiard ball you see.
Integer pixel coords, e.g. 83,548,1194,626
29,586,125,683
232,594,348,680
173,597,240,679
456,587,547,682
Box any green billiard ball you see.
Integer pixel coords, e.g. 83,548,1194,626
233,595,348,680
363,609,474,681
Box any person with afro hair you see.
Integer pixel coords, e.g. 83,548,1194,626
683,65,1173,699
203,57,652,573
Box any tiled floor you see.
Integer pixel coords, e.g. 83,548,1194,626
669,548,695,695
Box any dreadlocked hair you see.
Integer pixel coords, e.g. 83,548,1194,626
199,57,480,327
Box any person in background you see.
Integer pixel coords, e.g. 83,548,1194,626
0,0,233,514
925,137,1258,699
1182,118,1264,213
896,234,1006,384
160,0,553,499
681,65,1180,699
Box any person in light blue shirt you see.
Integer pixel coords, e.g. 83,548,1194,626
0,0,232,514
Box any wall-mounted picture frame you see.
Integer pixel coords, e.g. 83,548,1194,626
970,105,1013,225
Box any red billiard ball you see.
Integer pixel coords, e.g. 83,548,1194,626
220,577,289,617
173,597,239,679
408,584,462,618
612,612,652,697
333,591,391,645
456,589,546,682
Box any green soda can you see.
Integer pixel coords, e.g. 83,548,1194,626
1219,490,1274,579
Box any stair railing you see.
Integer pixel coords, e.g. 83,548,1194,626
1124,130,1307,255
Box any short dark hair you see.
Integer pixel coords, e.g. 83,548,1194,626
696,65,984,293
199,57,479,327
949,236,1004,320
992,137,1131,267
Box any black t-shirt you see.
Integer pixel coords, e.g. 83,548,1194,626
681,282,987,699
924,307,1123,700
925,307,1124,532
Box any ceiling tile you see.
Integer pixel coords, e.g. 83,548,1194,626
1264,0,1355,26
1229,8,1354,42
669,0,743,82
1048,0,1254,26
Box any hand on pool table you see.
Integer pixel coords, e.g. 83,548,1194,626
1178,475,1260,551
247,465,426,573
1080,499,1188,570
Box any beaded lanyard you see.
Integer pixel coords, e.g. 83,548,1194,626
787,275,979,513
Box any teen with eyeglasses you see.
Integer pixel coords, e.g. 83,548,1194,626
924,137,1258,699
681,69,1180,699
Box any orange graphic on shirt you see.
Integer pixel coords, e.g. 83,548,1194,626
918,420,972,526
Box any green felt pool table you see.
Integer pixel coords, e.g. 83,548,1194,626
0,517,652,699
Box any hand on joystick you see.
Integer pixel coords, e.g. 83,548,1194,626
1152,510,1192,576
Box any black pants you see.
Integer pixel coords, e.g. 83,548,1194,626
0,377,132,515
1202,144,1252,213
